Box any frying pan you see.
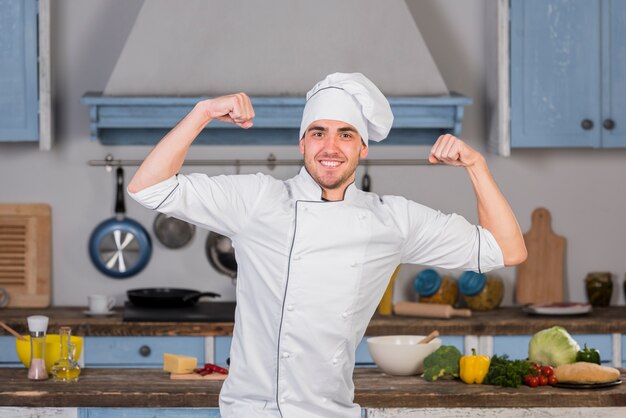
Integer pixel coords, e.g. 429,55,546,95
153,213,195,249
205,232,237,285
89,167,152,278
127,287,221,308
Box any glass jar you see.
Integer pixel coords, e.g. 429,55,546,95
459,272,504,311
585,272,612,307
414,269,458,305
51,326,81,382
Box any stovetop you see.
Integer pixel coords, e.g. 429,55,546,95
123,301,236,322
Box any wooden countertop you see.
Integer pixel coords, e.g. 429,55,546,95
1,306,626,336
0,368,624,408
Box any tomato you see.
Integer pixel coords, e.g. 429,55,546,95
538,375,548,386
532,364,542,372
527,376,539,388
548,375,558,386
523,375,533,385
541,365,554,377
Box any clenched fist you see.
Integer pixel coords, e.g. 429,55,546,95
201,93,255,129
428,134,484,167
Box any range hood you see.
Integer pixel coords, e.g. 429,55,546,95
82,0,471,145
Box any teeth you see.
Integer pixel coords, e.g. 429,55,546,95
320,160,340,167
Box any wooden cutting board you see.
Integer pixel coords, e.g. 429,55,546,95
0,204,51,307
170,372,227,380
515,207,565,305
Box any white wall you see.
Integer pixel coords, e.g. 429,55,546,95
0,0,624,308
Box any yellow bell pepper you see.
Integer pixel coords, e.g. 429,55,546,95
460,349,490,384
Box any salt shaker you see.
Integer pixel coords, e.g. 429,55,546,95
27,315,49,380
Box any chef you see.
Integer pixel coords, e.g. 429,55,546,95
128,73,527,418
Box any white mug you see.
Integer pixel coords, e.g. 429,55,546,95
88,295,116,313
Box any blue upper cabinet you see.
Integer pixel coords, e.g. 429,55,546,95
602,0,626,147
0,0,39,141
510,0,625,148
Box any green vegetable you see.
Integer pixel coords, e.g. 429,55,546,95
422,345,463,381
576,344,601,365
483,354,535,388
528,326,580,367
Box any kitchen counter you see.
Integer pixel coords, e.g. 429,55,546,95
1,306,626,336
0,367,624,408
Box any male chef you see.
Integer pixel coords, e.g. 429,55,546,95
128,73,527,418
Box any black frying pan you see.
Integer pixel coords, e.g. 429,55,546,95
89,167,152,278
127,287,221,308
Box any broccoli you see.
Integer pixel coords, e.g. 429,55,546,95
422,345,463,381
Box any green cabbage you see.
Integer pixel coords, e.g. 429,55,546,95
528,326,580,366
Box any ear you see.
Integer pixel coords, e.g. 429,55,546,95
359,144,369,159
299,138,305,155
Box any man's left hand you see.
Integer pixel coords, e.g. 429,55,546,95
428,134,483,167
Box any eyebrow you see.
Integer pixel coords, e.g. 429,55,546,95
306,126,358,133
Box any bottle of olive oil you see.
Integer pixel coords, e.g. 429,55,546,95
51,326,81,382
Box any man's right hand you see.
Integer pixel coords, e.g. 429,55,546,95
200,93,255,129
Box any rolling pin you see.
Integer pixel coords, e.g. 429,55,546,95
393,302,472,319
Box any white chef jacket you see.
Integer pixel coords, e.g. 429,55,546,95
129,167,504,418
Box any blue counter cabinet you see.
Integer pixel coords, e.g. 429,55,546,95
493,334,613,364
83,336,205,368
77,408,367,417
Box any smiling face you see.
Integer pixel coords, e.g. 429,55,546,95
299,119,369,201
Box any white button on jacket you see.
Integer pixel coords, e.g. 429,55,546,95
129,167,504,418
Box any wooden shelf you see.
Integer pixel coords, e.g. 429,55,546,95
80,92,472,146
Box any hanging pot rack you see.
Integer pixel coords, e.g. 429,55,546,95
88,153,434,172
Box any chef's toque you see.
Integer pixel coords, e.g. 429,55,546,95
299,73,394,146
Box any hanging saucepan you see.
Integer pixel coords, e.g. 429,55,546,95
127,287,221,308
89,167,152,278
153,213,195,249
205,231,237,285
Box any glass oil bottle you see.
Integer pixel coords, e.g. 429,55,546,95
51,326,81,382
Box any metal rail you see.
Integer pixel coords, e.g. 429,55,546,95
88,154,434,171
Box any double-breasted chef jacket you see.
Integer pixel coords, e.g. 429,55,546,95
129,167,504,418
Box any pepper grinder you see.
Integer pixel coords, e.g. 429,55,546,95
27,315,49,380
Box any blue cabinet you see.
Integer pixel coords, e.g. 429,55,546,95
84,336,205,368
493,334,613,364
0,0,38,142
510,0,626,148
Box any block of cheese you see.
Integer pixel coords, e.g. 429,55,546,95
163,353,197,374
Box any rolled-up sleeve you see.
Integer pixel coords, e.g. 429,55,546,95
388,197,504,273
128,172,268,237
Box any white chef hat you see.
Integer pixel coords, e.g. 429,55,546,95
299,73,394,146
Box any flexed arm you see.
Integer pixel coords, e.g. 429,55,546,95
429,134,527,266
127,93,255,193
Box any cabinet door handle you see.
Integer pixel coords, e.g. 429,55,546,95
139,345,151,357
581,119,594,130
603,119,615,130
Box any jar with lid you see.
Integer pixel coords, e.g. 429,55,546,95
585,272,612,307
26,315,49,380
414,269,458,305
458,272,504,311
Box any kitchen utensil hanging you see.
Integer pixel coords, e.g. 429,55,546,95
205,232,237,285
89,167,152,278
153,213,195,249
126,287,221,308
361,164,371,192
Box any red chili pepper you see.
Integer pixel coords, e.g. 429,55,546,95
203,363,229,374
